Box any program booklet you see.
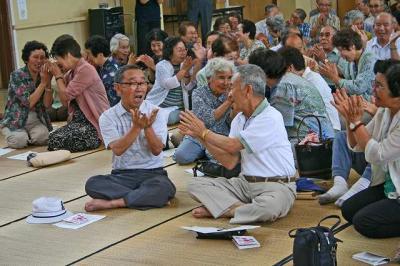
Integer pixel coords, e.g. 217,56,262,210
232,235,260,249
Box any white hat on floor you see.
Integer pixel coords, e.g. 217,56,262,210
26,197,73,224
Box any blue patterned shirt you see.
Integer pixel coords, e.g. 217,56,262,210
298,23,311,39
99,57,120,107
270,73,334,140
192,85,231,135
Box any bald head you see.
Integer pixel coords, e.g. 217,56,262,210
284,34,305,54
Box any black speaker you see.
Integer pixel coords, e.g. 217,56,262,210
88,6,125,41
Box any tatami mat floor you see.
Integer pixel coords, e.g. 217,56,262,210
0,131,398,265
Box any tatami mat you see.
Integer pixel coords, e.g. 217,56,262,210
0,145,106,181
336,226,398,265
0,192,200,265
0,150,112,226
78,199,399,266
0,150,184,226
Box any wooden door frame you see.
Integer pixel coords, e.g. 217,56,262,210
0,0,16,88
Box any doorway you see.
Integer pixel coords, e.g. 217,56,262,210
0,0,15,90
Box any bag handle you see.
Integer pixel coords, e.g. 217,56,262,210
318,214,341,232
296,114,323,143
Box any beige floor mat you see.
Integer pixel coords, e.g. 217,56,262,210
79,200,399,266
0,192,200,265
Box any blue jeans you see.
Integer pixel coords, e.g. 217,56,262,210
167,109,181,126
174,136,205,164
332,131,371,181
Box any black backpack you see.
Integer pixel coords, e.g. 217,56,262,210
288,215,343,266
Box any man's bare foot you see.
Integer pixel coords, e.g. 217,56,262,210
84,198,125,212
192,206,213,218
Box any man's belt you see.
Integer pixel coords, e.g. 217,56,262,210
244,175,296,183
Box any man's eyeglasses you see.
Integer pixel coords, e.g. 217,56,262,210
117,82,148,89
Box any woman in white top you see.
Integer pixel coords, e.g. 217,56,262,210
146,36,201,125
333,59,400,238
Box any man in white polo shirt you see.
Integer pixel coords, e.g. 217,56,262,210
365,12,400,60
84,64,176,212
180,64,296,224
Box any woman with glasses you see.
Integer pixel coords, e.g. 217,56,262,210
1,41,53,148
174,58,234,165
320,28,376,100
333,59,400,238
146,36,201,125
48,34,110,152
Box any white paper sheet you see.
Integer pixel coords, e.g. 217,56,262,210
7,151,37,161
0,148,15,156
181,225,260,234
54,213,105,230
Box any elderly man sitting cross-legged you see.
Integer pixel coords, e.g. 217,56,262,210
84,65,176,212
180,64,296,224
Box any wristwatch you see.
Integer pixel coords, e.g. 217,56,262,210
349,121,363,131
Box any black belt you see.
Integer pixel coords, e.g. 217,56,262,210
244,175,296,183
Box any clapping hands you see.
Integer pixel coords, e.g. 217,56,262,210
331,88,364,123
131,108,159,129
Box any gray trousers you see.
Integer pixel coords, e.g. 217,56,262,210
1,111,49,149
85,168,176,210
188,175,296,224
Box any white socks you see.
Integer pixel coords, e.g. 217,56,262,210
318,176,348,205
335,177,371,207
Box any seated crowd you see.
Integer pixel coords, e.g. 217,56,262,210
1,0,400,240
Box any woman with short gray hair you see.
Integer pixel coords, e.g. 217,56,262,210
266,15,286,47
344,9,372,40
174,58,235,164
110,33,131,65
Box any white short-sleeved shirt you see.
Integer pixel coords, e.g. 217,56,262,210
229,99,296,177
302,67,341,131
365,37,400,60
99,100,168,170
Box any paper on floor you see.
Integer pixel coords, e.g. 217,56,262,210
181,225,260,234
7,151,37,160
0,148,15,156
54,213,105,229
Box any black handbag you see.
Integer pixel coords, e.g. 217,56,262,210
192,159,241,179
289,215,343,266
294,115,333,180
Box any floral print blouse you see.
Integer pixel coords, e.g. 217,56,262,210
1,66,52,131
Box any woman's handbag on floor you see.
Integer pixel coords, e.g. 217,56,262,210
288,215,343,266
294,115,333,180
192,159,241,179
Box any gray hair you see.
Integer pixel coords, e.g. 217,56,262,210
204,58,235,79
234,64,266,97
266,15,286,33
110,33,130,54
344,10,365,27
114,64,142,83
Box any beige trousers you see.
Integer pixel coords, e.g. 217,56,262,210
1,111,49,149
187,175,296,224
